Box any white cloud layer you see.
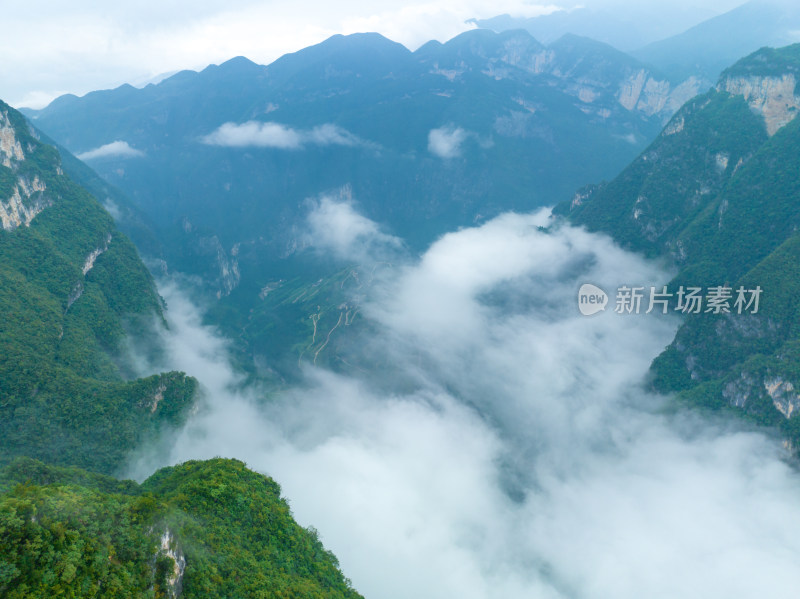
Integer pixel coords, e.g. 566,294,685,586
201,121,366,149
428,125,469,158
76,140,144,160
129,207,800,599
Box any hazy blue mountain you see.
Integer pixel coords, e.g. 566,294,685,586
561,43,800,447
633,0,800,83
480,2,800,98
21,29,708,376
25,30,697,256
22,30,703,359
471,5,721,52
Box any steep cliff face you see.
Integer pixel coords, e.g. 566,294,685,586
719,73,800,135
423,32,702,124
536,34,702,122
563,49,702,123
0,175,50,231
156,528,186,598
0,111,54,230
617,72,703,118
0,110,26,166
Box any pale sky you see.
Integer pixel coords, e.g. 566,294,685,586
1,0,747,108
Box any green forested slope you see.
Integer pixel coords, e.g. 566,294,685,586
0,100,196,474
562,44,800,445
0,458,362,599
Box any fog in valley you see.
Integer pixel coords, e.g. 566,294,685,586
127,201,800,599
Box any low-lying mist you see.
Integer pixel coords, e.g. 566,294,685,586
129,204,800,599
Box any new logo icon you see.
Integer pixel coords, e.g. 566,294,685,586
578,283,608,316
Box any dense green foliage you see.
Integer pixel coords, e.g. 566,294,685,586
721,43,800,81
0,100,196,475
565,89,768,261
0,458,363,599
564,45,800,448
142,459,362,598
206,259,387,380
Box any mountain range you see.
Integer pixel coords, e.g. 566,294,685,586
23,28,702,378
479,0,800,89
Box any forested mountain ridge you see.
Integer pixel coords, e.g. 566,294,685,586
560,44,800,446
0,99,198,474
0,457,363,598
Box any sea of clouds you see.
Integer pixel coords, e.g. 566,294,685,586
128,201,800,599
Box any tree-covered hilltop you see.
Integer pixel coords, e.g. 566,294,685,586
0,99,197,474
0,458,363,599
560,44,800,446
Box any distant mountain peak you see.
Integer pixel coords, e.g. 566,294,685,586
264,31,413,83
288,31,411,59
436,27,542,51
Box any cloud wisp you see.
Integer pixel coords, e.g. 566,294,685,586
201,121,368,149
76,140,145,160
130,207,800,599
303,195,402,262
428,125,469,158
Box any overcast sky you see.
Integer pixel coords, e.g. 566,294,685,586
1,0,746,108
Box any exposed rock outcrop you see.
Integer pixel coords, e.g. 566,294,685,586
719,74,800,135
0,110,25,167
82,233,112,275
0,175,50,231
156,528,185,598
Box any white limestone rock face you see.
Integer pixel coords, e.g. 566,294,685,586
82,233,113,275
616,71,702,121
156,528,186,598
719,74,800,136
0,111,57,231
0,175,50,231
722,370,800,421
0,110,25,168
765,377,800,419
